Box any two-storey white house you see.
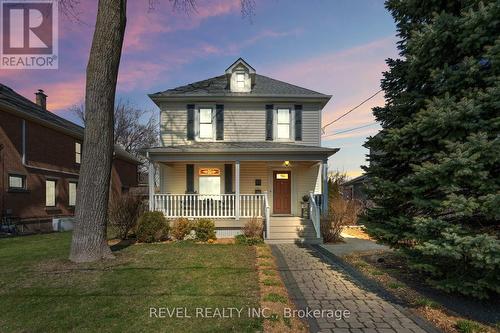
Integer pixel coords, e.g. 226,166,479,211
146,58,338,243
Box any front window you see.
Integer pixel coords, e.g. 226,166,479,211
46,180,56,207
236,73,245,88
69,182,77,206
199,176,220,196
75,142,81,164
199,108,213,139
9,174,26,190
277,108,290,139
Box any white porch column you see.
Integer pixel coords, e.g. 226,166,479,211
235,160,240,220
148,160,155,211
322,159,329,216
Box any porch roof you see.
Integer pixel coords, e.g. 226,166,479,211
146,142,339,162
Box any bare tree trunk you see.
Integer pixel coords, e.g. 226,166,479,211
70,0,127,262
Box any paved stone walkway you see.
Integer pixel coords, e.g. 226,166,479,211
272,244,437,333
320,233,389,257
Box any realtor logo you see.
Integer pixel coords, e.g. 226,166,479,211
0,0,58,69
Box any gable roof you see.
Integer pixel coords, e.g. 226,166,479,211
0,83,84,138
0,83,141,164
225,57,256,73
150,74,331,100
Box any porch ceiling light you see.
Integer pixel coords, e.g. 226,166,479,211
283,160,291,167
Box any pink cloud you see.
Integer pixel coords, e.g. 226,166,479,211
123,0,241,53
265,36,398,133
226,28,303,55
43,76,85,112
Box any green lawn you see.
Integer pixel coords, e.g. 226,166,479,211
0,233,262,332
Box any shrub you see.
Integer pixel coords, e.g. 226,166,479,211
108,194,144,240
235,234,264,245
135,211,169,243
171,218,192,240
194,219,216,242
456,320,484,333
414,297,439,309
321,197,361,243
242,217,263,238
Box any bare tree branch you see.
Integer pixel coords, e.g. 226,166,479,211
70,100,159,158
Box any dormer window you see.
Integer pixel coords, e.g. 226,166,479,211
226,58,255,93
199,108,214,139
236,73,245,88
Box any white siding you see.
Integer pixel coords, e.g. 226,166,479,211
160,102,322,146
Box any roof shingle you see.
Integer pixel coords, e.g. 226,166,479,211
150,74,330,99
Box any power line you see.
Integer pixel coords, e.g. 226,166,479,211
322,122,378,139
321,89,383,132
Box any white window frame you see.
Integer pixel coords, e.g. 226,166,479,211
199,175,221,200
75,142,81,164
8,174,26,190
236,72,245,88
275,108,292,141
45,179,56,207
69,182,77,206
197,107,215,140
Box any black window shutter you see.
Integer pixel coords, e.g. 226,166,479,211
295,104,303,141
186,164,194,193
216,104,224,140
265,104,274,141
187,104,195,140
224,164,233,193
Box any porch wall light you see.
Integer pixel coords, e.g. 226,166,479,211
283,160,291,167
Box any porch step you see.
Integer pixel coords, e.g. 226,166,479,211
266,216,322,244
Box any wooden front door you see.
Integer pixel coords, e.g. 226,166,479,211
273,171,291,214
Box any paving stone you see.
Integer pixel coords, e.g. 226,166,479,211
272,244,435,333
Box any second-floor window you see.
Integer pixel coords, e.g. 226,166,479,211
75,142,81,164
199,108,213,139
277,108,291,139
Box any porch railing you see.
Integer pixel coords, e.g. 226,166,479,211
309,191,321,239
153,193,267,219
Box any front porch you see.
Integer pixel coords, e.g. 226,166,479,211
146,143,338,242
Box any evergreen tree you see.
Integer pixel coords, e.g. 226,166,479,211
363,0,500,299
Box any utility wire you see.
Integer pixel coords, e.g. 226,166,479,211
322,122,378,139
321,89,383,132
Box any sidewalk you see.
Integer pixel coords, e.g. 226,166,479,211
320,231,389,257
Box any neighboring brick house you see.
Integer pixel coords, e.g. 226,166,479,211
0,84,140,232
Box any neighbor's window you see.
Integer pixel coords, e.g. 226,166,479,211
236,73,245,88
199,176,220,196
277,108,291,139
46,180,56,207
75,142,81,164
69,182,77,206
8,174,26,190
199,108,213,139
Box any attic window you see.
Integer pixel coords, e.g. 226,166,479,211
236,73,245,88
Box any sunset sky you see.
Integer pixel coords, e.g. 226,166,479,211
0,0,399,178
